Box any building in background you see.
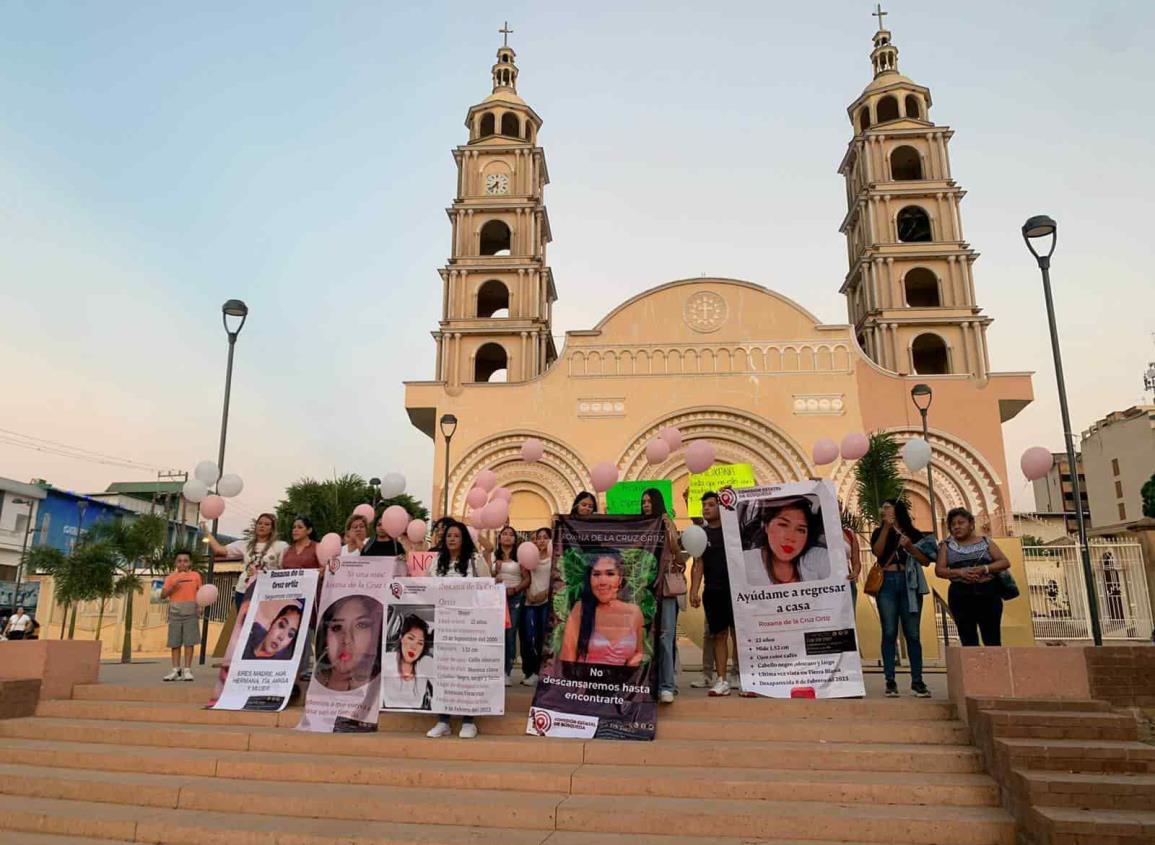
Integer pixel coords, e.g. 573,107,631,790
0,477,46,579
87,480,201,550
1029,451,1089,537
1082,406,1155,531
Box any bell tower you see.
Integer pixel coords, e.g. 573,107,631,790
838,6,992,378
435,24,558,387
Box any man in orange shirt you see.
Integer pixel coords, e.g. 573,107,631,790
161,550,203,682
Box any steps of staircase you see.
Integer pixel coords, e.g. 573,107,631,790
0,768,1014,844
994,736,1155,773
1012,769,1155,811
0,737,999,805
982,708,1139,741
0,716,985,772
1029,804,1155,842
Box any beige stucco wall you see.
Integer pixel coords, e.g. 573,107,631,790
1081,408,1155,529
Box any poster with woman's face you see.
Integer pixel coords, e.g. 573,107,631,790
296,556,390,733
381,604,436,711
734,493,833,586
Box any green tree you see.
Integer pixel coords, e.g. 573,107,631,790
275,474,428,541
26,542,116,639
854,432,909,527
1142,473,1155,519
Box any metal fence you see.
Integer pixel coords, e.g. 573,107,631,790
1022,540,1153,641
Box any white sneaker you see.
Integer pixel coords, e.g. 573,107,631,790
659,690,675,704
708,678,732,697
504,674,513,687
180,668,194,682
520,674,538,686
690,676,716,689
162,669,180,682
459,722,478,739
426,722,452,738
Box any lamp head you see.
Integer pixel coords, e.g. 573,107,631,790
1021,215,1057,262
369,477,381,487
221,299,249,337
439,413,459,440
911,382,933,411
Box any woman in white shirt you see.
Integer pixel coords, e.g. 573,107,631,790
342,514,369,557
492,525,530,686
426,521,488,738
204,514,289,609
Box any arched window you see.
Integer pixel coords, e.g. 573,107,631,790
479,220,512,256
890,146,922,180
475,343,508,383
479,113,495,138
905,94,921,119
912,334,949,374
477,280,510,318
876,95,900,123
897,206,932,242
904,268,940,307
858,108,871,133
500,113,519,137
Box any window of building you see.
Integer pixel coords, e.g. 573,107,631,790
903,267,940,307
911,333,950,375
479,220,512,256
904,95,921,119
896,206,932,242
477,280,510,318
889,146,923,181
858,108,871,133
1118,502,1127,521
876,95,900,123
1111,458,1120,476
475,343,508,383
500,113,520,137
1115,480,1124,499
479,113,495,138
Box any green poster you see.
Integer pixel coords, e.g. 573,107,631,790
687,463,756,517
605,479,674,517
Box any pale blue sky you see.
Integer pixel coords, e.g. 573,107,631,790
1,1,1152,531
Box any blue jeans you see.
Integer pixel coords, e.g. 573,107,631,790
519,602,548,678
505,594,525,676
658,597,679,694
876,570,923,684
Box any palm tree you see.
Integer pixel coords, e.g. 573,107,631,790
853,432,909,527
25,542,116,639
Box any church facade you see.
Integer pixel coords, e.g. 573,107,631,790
405,21,1034,534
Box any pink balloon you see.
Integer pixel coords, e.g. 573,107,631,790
317,532,342,565
520,438,545,463
659,427,683,451
200,495,226,520
1020,447,1055,482
492,486,513,503
195,584,218,608
353,503,375,522
466,487,488,510
590,461,619,493
490,498,510,525
517,541,540,571
812,438,839,466
406,519,427,545
840,432,870,461
685,440,716,474
382,505,410,539
645,438,670,465
476,469,498,492
479,501,506,530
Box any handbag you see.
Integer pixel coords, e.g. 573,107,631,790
997,570,1020,600
863,550,897,597
664,568,688,597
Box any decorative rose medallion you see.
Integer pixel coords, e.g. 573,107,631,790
683,291,727,333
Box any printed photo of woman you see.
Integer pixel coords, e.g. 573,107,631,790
314,595,383,692
560,553,645,667
740,497,830,585
242,599,304,661
382,612,435,710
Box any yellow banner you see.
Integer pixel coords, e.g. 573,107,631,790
687,463,756,517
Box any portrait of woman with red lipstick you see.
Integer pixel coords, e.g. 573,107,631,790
560,553,645,667
241,599,304,661
382,612,435,710
739,497,830,586
314,595,384,692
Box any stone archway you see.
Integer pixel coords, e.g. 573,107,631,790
447,431,587,523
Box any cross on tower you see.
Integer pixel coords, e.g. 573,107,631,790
872,3,888,31
499,21,514,47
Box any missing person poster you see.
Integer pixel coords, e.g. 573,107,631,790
381,579,505,715
719,480,864,699
527,515,664,741
296,556,389,733
211,568,317,712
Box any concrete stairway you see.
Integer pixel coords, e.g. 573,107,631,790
0,682,1017,845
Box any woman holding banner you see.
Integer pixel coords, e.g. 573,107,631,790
641,488,683,704
561,553,645,666
570,491,598,516
342,514,369,556
493,525,530,685
203,513,288,610
426,521,488,738
283,517,321,570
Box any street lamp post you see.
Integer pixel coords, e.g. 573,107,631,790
200,299,248,665
9,497,36,614
369,478,382,510
910,383,937,537
439,414,458,519
1022,215,1102,646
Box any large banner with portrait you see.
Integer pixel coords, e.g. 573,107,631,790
296,556,389,733
527,515,664,741
720,480,864,699
211,568,317,712
381,578,505,715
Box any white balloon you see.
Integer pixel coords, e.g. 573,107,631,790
380,472,406,499
216,473,244,498
182,479,208,503
681,525,708,558
902,437,932,472
194,460,220,486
